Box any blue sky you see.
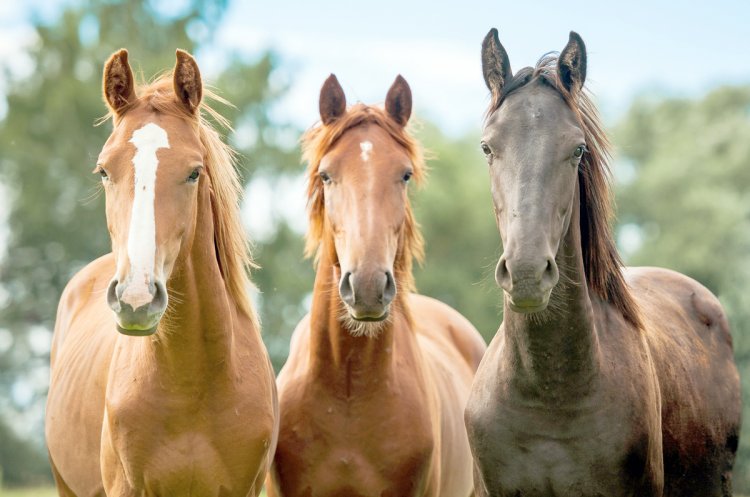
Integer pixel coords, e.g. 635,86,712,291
208,0,750,134
2,0,750,134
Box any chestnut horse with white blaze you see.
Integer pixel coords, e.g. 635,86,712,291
465,29,741,497
45,49,278,497
266,75,486,497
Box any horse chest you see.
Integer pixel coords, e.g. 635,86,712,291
473,431,621,496
102,374,274,496
275,383,437,497
467,379,652,497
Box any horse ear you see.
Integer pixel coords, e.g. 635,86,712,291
482,28,512,101
385,75,412,127
558,31,587,94
319,74,346,125
173,49,203,114
103,49,136,115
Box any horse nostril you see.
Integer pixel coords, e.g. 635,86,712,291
106,279,121,313
149,280,168,314
382,271,396,305
541,258,559,287
495,257,511,289
339,271,355,306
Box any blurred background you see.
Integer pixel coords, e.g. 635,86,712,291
0,0,749,493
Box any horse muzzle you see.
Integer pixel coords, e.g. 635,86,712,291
107,278,168,336
496,255,559,314
339,269,396,321
506,289,552,314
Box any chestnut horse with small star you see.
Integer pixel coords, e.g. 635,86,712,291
465,29,741,497
46,49,278,497
266,75,486,497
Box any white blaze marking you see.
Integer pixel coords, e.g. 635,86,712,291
360,141,373,162
121,122,170,309
360,140,377,234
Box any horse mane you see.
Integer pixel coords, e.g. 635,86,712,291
301,103,425,296
487,55,642,329
106,76,259,329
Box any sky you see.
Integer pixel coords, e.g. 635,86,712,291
2,0,750,135
206,0,750,135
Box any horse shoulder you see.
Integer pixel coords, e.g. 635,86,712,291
49,253,117,388
407,293,487,371
276,313,311,391
407,293,481,497
465,322,505,425
51,254,115,354
229,310,280,478
47,253,117,497
272,312,324,490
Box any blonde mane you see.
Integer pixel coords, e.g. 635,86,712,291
301,103,426,296
107,76,259,328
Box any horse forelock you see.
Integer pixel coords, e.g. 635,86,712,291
100,75,259,329
301,104,426,298
486,55,642,329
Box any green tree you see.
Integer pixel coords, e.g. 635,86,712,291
613,85,750,491
413,122,501,341
0,0,298,482
0,418,50,487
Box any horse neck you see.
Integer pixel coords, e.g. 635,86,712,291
502,182,601,401
146,174,243,375
308,238,403,388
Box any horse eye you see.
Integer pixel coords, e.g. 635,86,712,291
187,168,201,183
573,145,586,159
402,171,413,183
319,171,332,185
481,142,492,156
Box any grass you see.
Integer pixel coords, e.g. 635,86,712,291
0,489,742,497
0,488,57,497
0,487,268,496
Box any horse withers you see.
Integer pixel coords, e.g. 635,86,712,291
46,50,278,497
266,75,487,497
465,29,741,497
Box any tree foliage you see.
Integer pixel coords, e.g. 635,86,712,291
413,122,501,340
613,85,750,491
0,417,50,487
